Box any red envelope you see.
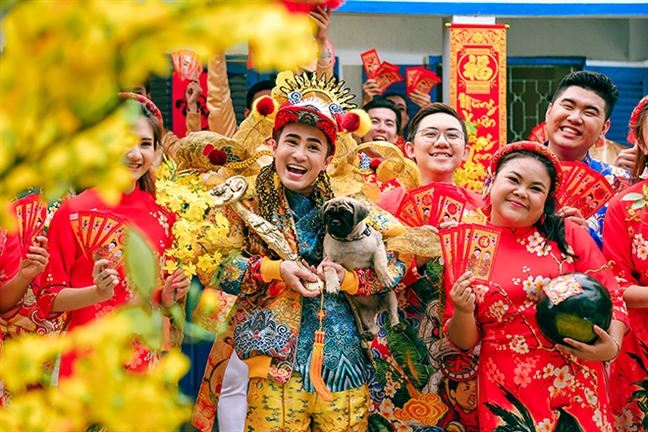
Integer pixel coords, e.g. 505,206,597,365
408,183,437,223
464,225,501,283
375,71,404,92
74,210,127,263
440,229,456,284
406,68,423,95
434,195,467,227
556,162,614,219
441,223,501,285
92,227,126,269
11,194,47,256
361,49,381,80
413,73,441,95
171,50,203,81
395,194,422,227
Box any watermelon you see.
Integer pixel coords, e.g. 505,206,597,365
536,272,612,345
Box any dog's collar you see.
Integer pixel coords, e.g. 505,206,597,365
330,225,372,242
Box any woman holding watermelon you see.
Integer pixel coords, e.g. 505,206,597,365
445,141,629,431
602,95,648,430
41,94,190,379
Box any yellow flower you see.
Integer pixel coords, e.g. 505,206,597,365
196,254,215,272
182,261,197,277
163,259,178,274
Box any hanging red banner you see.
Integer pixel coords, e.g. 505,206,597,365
450,23,507,192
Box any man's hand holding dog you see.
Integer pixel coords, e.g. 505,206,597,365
281,260,321,297
317,257,345,283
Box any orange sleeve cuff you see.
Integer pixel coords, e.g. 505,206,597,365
340,269,359,295
260,257,283,283
243,355,272,379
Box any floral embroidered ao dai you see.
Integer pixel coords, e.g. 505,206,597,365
602,180,648,431
42,187,174,377
444,221,629,432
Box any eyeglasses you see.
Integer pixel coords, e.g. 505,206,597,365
415,128,465,145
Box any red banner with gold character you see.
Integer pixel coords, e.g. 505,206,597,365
450,24,507,192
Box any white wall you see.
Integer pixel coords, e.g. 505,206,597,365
329,14,648,105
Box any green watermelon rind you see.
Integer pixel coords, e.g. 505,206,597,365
536,272,613,345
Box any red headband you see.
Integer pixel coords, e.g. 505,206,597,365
273,104,338,151
119,92,164,126
628,95,648,145
490,141,563,197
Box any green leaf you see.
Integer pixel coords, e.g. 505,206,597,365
554,408,585,432
383,317,431,389
367,414,393,432
124,227,159,299
183,322,216,343
124,308,164,350
622,193,644,201
632,199,647,210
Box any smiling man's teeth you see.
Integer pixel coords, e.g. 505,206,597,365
562,126,580,135
287,164,307,174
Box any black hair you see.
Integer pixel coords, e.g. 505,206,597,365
447,379,460,392
136,102,163,196
363,98,401,138
246,79,276,110
382,92,408,109
633,102,648,179
494,150,576,259
552,71,619,121
407,103,468,144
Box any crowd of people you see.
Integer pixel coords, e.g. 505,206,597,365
1,8,647,432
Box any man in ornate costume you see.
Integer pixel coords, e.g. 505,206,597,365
188,72,436,431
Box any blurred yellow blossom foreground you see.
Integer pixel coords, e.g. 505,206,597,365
0,0,317,227
0,308,192,431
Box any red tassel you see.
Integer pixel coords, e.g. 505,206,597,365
340,112,360,133
256,97,276,117
369,158,382,171
310,330,333,402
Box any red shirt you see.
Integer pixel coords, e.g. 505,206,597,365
42,187,175,375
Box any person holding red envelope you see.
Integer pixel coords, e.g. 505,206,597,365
377,103,483,220
543,71,632,249
445,141,629,431
367,104,484,431
0,226,51,407
602,95,648,430
39,94,191,379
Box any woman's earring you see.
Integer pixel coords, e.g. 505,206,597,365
540,213,546,225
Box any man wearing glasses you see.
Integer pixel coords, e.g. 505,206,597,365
371,103,484,432
377,103,483,215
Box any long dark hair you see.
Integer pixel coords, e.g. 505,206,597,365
494,150,576,258
136,103,163,196
632,102,648,179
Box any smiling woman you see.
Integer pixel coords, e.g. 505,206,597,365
36,94,191,381
444,141,630,431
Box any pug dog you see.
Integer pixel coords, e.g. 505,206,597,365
319,197,404,341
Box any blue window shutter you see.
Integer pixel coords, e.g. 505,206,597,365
583,65,648,146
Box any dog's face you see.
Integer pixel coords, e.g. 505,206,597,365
319,197,370,238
